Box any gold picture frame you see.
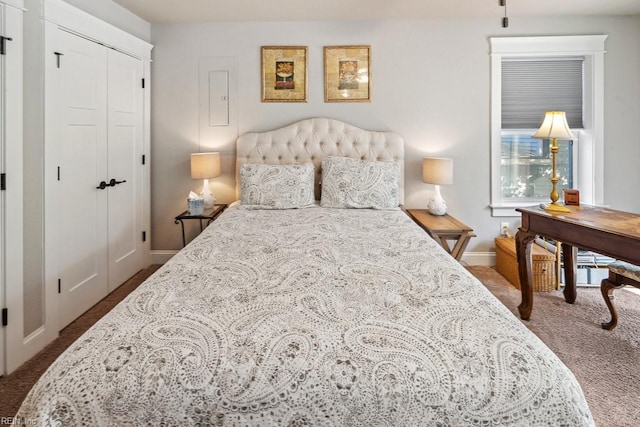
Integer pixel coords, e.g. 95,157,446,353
324,45,371,102
261,46,308,102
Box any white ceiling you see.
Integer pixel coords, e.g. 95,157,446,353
113,0,640,23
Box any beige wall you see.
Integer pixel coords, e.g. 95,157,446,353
149,16,640,252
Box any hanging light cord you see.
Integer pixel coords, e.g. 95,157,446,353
500,0,509,28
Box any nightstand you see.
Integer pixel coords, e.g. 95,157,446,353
406,209,476,261
174,204,228,247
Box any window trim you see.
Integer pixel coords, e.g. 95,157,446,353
489,35,607,217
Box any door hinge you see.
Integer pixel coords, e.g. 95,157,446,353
0,36,12,55
1,173,6,190
141,78,145,89
54,51,64,68
58,279,61,294
142,154,146,165
142,231,147,242
2,308,7,327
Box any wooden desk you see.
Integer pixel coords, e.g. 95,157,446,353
516,205,640,320
406,209,476,261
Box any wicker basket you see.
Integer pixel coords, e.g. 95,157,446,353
495,237,557,292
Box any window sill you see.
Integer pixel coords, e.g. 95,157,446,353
490,202,541,217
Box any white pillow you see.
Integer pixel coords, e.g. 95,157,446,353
320,156,400,209
240,163,315,209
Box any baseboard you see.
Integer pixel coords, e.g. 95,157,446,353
151,250,178,264
462,252,495,267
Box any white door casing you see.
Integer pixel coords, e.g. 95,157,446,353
1,0,25,376
0,1,6,377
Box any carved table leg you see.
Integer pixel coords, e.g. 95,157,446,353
601,278,624,330
516,229,537,320
561,243,578,304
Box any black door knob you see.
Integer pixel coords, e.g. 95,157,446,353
109,178,127,186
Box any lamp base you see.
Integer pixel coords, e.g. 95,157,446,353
200,179,216,209
427,185,447,216
540,202,571,213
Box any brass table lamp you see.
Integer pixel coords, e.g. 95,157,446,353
532,111,575,213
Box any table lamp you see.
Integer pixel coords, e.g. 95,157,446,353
532,111,575,213
191,152,221,208
423,157,453,216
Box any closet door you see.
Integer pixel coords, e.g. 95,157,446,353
38,0,151,370
56,30,109,329
106,49,144,290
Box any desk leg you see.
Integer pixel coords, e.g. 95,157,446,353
516,229,537,320
561,243,578,303
601,277,624,330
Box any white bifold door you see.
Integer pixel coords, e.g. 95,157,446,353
53,30,144,329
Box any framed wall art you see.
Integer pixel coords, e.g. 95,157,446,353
324,45,371,102
261,46,308,102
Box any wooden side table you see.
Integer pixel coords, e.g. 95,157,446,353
406,209,476,261
174,204,228,247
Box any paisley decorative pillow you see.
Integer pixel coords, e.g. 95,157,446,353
240,163,315,209
320,156,400,209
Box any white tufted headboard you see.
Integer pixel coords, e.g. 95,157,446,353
236,118,405,203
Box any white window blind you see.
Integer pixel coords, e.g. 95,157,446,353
501,59,583,129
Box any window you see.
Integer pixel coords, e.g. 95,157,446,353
489,36,607,216
501,132,573,200
501,58,581,202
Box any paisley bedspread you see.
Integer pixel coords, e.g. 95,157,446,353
18,205,594,426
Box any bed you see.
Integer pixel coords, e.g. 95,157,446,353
18,118,593,426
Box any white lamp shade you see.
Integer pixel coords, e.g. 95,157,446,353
422,157,453,185
532,111,576,141
190,152,221,179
